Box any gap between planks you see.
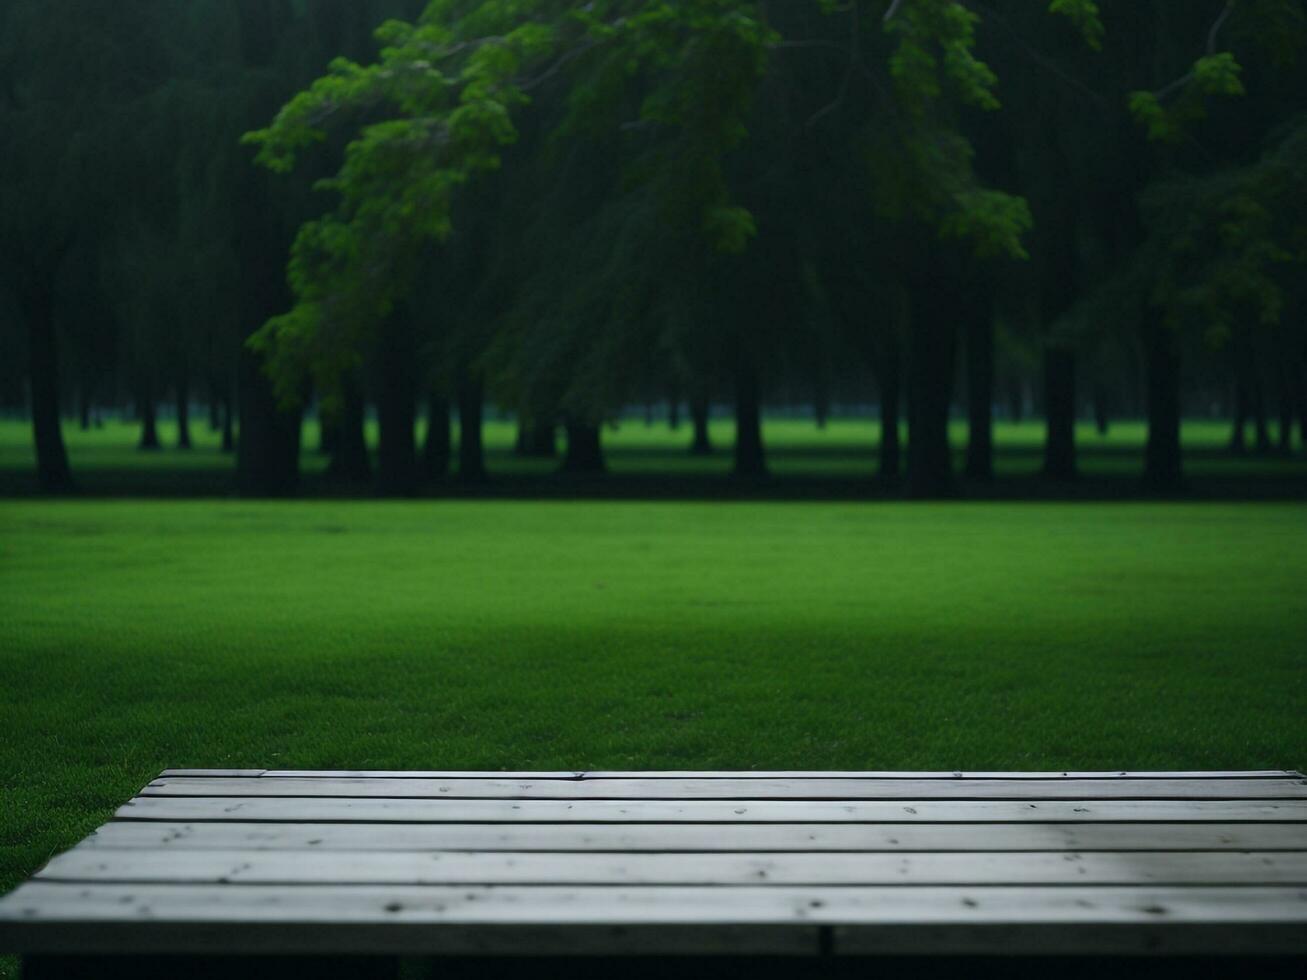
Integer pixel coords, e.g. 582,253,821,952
115,796,1307,824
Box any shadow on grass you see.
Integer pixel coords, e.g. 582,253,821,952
3,461,1307,501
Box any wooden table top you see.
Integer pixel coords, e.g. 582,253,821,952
2,769,1306,956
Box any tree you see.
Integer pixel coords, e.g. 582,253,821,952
0,1,170,490
232,0,1305,502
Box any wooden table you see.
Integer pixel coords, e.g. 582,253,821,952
3,769,1306,978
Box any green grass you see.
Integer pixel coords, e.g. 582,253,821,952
1,416,1303,494
2,498,1305,940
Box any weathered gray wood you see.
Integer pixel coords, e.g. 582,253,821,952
3,883,1305,956
141,776,1307,801
36,848,1307,886
10,769,1307,961
249,770,1299,781
116,796,1307,824
80,821,1307,853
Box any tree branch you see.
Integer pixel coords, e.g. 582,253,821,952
969,1,1109,113
1153,0,1238,102
1208,0,1236,55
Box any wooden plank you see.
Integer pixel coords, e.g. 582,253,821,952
140,776,1307,801
253,770,1299,781
81,821,1307,853
3,884,1305,955
580,770,1303,781
36,848,1307,886
116,796,1307,824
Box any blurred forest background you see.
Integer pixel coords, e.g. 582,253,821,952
2,0,1305,498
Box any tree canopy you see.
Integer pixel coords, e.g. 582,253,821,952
3,0,1305,495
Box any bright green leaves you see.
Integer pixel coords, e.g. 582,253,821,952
877,0,1026,259
889,38,942,102
703,205,757,254
1048,0,1104,50
248,217,370,409
1129,53,1245,143
242,57,377,174
1127,90,1174,142
242,1,565,403
886,0,1000,113
940,190,1034,260
1193,52,1245,96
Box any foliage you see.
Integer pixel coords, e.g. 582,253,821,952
1142,118,1307,347
245,0,1121,411
1048,0,1104,50
3,0,1306,488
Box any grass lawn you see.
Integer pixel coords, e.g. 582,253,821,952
2,498,1305,961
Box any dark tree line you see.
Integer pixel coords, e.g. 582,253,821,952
2,1,1305,497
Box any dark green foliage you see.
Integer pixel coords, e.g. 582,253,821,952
2,1,1305,497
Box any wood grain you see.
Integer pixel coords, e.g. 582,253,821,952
3,883,1305,955
6,769,1305,959
80,820,1307,853
36,848,1307,886
116,795,1307,824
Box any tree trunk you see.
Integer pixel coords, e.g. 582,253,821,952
234,151,301,495
423,394,451,479
78,390,91,432
176,379,192,450
1008,379,1024,423
235,346,301,496
876,326,903,482
209,396,221,432
563,421,605,474
1042,347,1077,479
139,388,161,451
733,360,766,478
906,283,957,498
1092,384,1110,436
1230,374,1249,454
1252,400,1271,454
457,375,486,483
1143,323,1182,490
964,292,994,481
318,408,336,456
668,397,681,431
220,391,235,454
1277,354,1294,456
1299,358,1307,453
814,380,830,430
23,282,74,493
1252,373,1272,455
375,312,419,495
328,374,371,482
526,422,556,458
689,393,712,455
376,391,416,495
